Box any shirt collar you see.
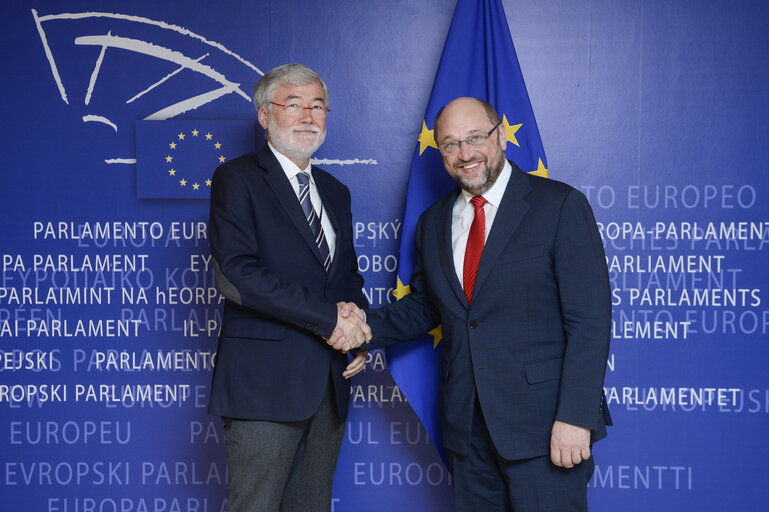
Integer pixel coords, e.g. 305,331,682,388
268,142,313,182
457,159,513,211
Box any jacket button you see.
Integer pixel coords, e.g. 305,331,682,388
469,321,478,329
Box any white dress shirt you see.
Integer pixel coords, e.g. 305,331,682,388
268,142,337,260
451,160,513,285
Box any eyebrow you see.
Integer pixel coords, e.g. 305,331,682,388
438,129,489,143
282,94,325,104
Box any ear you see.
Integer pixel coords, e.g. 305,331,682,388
497,122,507,151
258,107,269,131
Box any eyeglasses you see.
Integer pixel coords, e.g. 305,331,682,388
438,123,501,156
271,102,329,119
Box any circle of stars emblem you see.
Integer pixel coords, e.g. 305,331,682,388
164,129,226,190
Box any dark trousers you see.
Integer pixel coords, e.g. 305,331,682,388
223,378,345,512
448,399,594,512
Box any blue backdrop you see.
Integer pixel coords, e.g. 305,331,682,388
1,1,768,511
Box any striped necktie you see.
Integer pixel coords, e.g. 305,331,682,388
463,195,487,304
296,172,331,271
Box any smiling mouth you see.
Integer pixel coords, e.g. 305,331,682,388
457,160,484,172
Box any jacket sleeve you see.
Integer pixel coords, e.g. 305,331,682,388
552,188,612,430
209,163,339,338
366,214,441,348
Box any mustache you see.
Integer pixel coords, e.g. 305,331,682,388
291,126,321,134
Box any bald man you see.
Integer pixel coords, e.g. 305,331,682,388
337,97,612,511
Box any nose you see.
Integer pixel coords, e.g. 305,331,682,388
458,140,475,161
298,107,314,123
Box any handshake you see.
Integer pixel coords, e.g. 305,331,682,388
327,302,371,353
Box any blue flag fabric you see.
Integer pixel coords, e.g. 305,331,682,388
387,0,548,463
136,120,255,199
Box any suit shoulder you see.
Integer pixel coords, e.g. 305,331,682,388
213,152,259,176
212,153,265,193
424,187,459,216
526,171,577,196
523,170,594,207
408,187,458,233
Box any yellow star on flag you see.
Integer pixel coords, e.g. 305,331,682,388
179,179,187,186
165,155,173,163
192,183,200,190
218,155,226,163
169,142,176,149
205,179,212,186
392,276,411,300
529,158,549,178
214,142,222,149
429,325,443,348
205,133,212,140
178,132,185,140
418,121,437,155
168,169,176,176
502,115,522,147
192,129,199,136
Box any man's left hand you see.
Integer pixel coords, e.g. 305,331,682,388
343,351,367,379
550,420,591,468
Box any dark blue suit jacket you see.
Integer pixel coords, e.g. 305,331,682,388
367,164,612,460
208,145,367,422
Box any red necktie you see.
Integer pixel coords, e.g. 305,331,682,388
463,195,487,304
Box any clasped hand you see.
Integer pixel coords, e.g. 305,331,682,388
327,302,371,353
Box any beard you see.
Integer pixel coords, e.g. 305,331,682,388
267,116,325,163
452,146,507,195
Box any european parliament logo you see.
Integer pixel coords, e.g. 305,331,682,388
136,120,255,199
31,8,263,164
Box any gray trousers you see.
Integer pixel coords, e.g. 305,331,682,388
223,379,345,512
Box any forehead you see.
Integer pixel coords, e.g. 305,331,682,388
437,100,492,140
272,81,325,103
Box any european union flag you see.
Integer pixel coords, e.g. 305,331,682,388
387,0,548,463
136,120,256,198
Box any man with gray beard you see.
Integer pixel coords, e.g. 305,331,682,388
207,63,371,512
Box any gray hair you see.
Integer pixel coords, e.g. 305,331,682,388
252,63,330,110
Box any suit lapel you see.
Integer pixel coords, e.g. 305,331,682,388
437,188,469,308
258,147,325,267
472,164,532,301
